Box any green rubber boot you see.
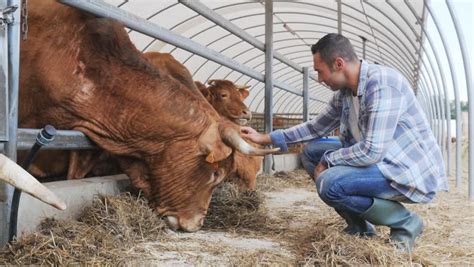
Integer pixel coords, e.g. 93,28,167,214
335,209,376,237
361,198,424,253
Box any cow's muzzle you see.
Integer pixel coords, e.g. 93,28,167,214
165,215,204,232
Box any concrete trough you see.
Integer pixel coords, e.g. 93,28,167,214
16,153,301,238
17,174,130,238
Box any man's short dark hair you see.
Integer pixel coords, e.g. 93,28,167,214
311,33,358,66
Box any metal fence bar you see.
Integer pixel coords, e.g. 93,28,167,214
0,0,8,141
303,67,309,122
13,129,96,150
0,0,20,246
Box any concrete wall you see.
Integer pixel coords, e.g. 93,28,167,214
17,174,130,237
272,153,301,172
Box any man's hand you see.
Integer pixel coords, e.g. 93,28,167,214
314,161,328,180
240,126,272,145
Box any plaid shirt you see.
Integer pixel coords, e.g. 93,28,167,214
270,60,448,203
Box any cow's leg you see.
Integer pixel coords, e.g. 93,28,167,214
18,150,69,178
27,164,49,178
67,150,102,179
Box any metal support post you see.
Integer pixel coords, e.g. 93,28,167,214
263,0,273,174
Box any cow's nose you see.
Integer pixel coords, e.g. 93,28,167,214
165,216,179,230
242,109,252,119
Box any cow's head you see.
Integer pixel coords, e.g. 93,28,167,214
114,119,273,232
206,80,252,126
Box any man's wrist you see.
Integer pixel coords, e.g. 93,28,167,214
261,134,272,144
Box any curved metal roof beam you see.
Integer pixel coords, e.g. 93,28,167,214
420,59,442,142
388,0,451,165
419,70,438,134
446,0,474,198
187,20,412,86
270,40,413,80
148,7,414,87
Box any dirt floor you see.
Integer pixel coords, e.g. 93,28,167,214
1,144,473,265
132,169,474,266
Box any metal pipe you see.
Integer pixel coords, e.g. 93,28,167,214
446,0,473,200
14,128,96,150
263,0,273,174
426,1,457,175
337,0,342,34
9,125,56,241
0,0,20,246
422,0,463,187
0,1,9,141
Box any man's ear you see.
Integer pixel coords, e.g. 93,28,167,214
335,57,344,70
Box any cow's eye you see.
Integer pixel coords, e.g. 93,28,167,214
220,93,228,98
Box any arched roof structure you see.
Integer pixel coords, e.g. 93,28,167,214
99,0,471,196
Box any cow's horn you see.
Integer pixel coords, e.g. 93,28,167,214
0,154,66,210
236,84,251,90
220,127,279,155
207,79,217,86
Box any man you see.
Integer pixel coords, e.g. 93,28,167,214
241,33,447,253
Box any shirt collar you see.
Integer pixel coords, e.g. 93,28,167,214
356,60,369,97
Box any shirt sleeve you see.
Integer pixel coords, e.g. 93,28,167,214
324,83,405,166
269,92,343,152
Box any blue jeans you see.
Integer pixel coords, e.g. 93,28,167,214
300,138,410,214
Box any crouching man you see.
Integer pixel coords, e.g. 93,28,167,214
241,33,448,253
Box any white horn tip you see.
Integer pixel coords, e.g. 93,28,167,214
54,201,67,211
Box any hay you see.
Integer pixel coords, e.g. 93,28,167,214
257,169,315,192
251,166,473,266
203,182,269,233
295,219,433,266
1,155,472,265
0,193,166,265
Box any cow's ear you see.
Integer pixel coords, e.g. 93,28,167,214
204,142,232,163
195,81,212,102
238,88,250,100
198,123,232,163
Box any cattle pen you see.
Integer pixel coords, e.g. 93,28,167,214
0,0,472,265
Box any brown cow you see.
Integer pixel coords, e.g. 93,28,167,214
197,80,252,126
19,0,276,232
193,81,262,190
